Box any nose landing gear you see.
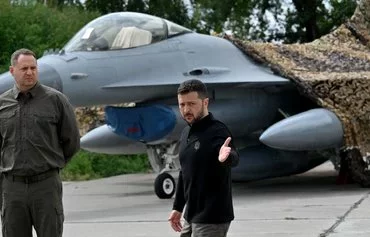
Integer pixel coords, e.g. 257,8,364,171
147,142,180,199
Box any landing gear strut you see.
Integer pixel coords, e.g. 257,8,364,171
147,142,180,199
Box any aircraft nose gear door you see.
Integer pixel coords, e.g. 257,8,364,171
147,142,180,199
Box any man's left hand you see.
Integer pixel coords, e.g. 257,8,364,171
219,137,231,162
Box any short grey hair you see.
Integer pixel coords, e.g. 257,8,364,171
10,48,36,66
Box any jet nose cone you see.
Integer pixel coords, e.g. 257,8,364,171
0,72,14,94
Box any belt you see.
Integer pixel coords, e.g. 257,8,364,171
4,169,59,184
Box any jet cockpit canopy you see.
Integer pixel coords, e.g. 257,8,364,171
63,12,192,52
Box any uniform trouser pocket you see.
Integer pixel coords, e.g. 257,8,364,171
54,205,64,237
31,173,64,237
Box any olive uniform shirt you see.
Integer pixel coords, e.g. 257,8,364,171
0,82,80,176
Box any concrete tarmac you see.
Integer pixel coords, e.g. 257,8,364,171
3,162,370,237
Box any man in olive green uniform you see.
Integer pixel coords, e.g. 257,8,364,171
0,48,80,237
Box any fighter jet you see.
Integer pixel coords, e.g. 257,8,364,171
0,12,346,199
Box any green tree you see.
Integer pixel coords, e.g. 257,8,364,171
284,0,356,43
126,0,146,13
147,0,189,26
190,0,254,35
14,0,84,8
84,0,125,14
327,0,358,29
191,0,357,42
0,2,98,72
248,0,284,41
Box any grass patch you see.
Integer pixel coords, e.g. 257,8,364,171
61,149,151,181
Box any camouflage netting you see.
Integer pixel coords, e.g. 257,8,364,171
224,0,370,159
75,106,105,136
75,103,132,136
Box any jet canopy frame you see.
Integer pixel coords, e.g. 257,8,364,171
63,12,192,52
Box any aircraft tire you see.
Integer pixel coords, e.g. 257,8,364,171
154,172,176,199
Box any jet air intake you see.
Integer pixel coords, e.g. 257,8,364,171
259,108,344,151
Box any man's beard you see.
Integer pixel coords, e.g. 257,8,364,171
185,105,205,125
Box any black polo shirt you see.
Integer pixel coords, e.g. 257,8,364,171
173,113,239,223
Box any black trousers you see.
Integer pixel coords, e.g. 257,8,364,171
1,170,64,237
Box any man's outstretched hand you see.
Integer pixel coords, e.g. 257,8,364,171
219,137,231,162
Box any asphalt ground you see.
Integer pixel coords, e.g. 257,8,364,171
2,161,370,237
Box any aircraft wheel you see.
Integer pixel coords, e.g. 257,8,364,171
154,172,176,199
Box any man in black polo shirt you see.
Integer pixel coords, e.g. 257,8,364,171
0,48,80,237
169,79,239,237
